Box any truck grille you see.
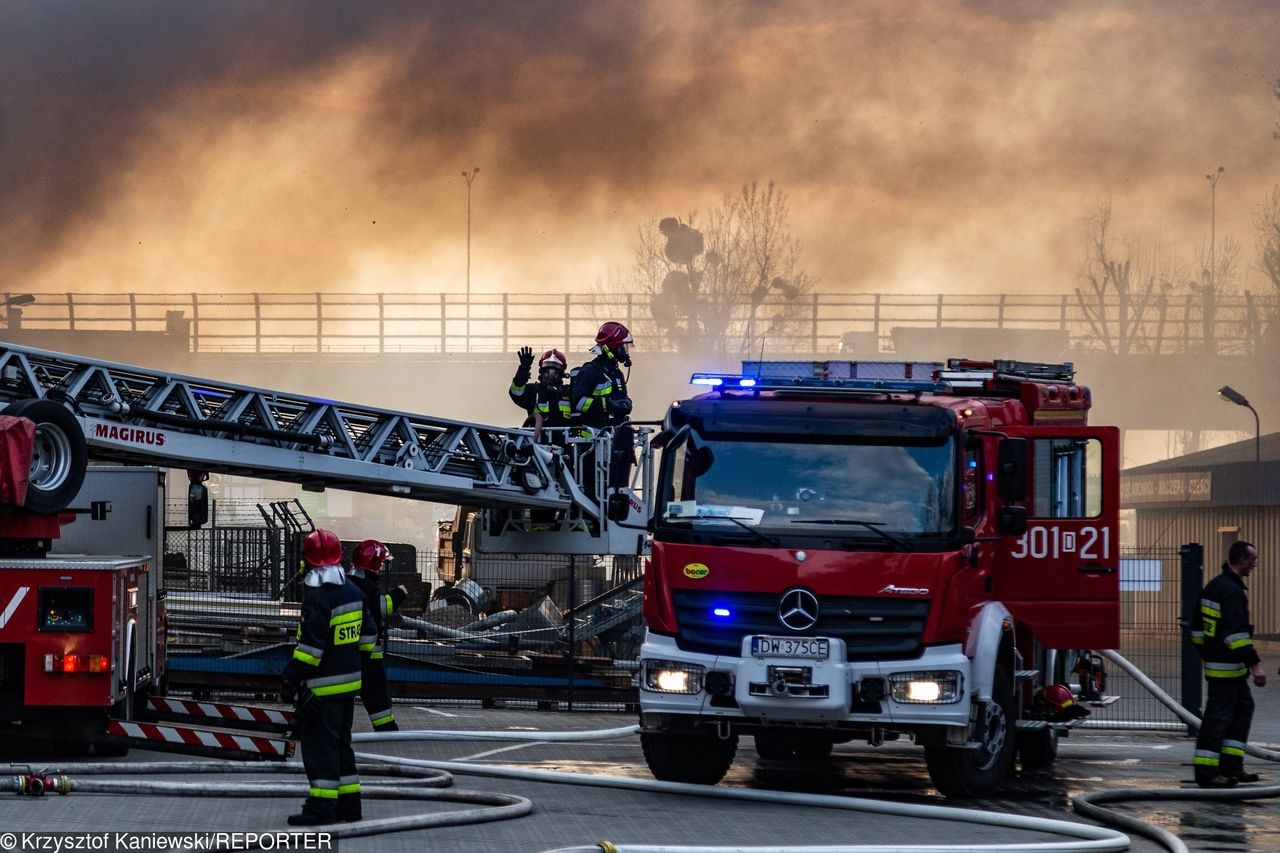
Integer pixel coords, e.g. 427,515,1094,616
672,590,929,661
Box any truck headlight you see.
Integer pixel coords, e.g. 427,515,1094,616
888,670,962,704
641,659,705,694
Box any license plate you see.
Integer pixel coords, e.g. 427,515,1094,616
751,636,830,660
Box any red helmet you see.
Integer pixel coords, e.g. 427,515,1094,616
352,539,392,573
539,349,567,371
1040,683,1076,713
302,529,343,568
594,321,633,349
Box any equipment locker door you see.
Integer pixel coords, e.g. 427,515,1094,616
993,425,1120,649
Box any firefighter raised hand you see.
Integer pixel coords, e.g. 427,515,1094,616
515,346,535,387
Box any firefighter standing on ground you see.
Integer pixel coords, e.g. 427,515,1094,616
1192,540,1265,788
509,346,571,442
281,529,377,825
570,321,635,488
348,538,408,732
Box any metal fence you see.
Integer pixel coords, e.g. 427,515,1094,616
1082,546,1188,730
162,523,645,706
6,289,1278,356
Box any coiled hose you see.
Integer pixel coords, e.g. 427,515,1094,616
1068,649,1280,853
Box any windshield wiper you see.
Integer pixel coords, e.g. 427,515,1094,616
664,514,780,547
788,518,913,551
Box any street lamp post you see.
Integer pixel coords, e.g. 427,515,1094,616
461,167,479,350
1206,166,1224,291
1218,385,1260,462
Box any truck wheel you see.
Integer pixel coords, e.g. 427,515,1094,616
753,731,795,760
641,730,738,784
925,667,1016,797
793,734,834,762
1017,727,1058,770
4,399,87,514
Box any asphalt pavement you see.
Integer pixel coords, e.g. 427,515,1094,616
6,648,1280,852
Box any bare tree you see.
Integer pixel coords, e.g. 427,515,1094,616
633,181,813,360
1257,184,1280,294
1074,201,1180,355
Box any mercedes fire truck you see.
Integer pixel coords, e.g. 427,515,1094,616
637,359,1119,797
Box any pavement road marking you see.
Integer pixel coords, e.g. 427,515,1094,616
413,707,458,717
457,742,547,761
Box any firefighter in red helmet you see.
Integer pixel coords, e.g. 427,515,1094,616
570,321,636,487
347,539,408,732
510,346,572,442
281,529,376,825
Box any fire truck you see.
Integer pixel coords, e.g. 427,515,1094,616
0,341,651,756
637,359,1119,797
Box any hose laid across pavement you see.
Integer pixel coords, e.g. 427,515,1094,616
1067,649,1280,853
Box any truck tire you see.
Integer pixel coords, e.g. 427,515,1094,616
1017,727,1058,770
641,730,738,784
753,731,795,760
4,399,87,514
924,666,1016,797
793,733,834,762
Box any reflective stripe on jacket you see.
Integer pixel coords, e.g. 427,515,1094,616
1192,565,1259,676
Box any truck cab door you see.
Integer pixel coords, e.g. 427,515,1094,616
992,425,1119,649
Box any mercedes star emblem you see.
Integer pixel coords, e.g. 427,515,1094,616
778,588,820,632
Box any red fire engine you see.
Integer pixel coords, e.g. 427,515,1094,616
638,359,1119,797
0,405,294,759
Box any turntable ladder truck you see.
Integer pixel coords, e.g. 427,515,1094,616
0,341,652,759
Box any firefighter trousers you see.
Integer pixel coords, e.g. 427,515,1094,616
1194,675,1254,780
296,693,360,819
360,657,397,731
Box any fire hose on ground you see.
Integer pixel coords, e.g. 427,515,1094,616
4,650,1276,853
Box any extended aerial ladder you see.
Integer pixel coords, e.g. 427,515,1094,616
0,343,652,555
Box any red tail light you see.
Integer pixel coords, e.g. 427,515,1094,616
45,654,108,673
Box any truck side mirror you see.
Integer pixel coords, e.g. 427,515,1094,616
606,492,630,522
995,506,1027,536
652,424,690,450
187,482,209,529
996,438,1027,503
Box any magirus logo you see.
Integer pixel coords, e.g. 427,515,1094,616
879,584,929,595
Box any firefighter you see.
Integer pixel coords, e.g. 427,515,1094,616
510,346,571,442
1192,540,1265,788
281,529,377,825
348,538,408,732
570,321,635,488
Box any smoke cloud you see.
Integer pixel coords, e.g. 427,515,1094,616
3,1,1278,295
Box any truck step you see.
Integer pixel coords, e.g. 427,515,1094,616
142,695,292,733
105,719,294,761
1014,670,1040,682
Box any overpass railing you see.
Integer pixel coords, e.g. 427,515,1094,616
3,290,1276,356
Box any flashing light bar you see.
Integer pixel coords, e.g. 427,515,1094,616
689,373,952,394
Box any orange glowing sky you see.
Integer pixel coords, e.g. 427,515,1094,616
3,1,1278,297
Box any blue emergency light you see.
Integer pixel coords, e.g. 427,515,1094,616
712,607,732,619
689,373,951,394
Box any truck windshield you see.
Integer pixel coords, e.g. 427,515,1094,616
658,434,957,541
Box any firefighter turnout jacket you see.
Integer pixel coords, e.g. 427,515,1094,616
348,569,407,662
510,376,571,429
1193,565,1260,678
284,569,377,696
570,354,630,430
